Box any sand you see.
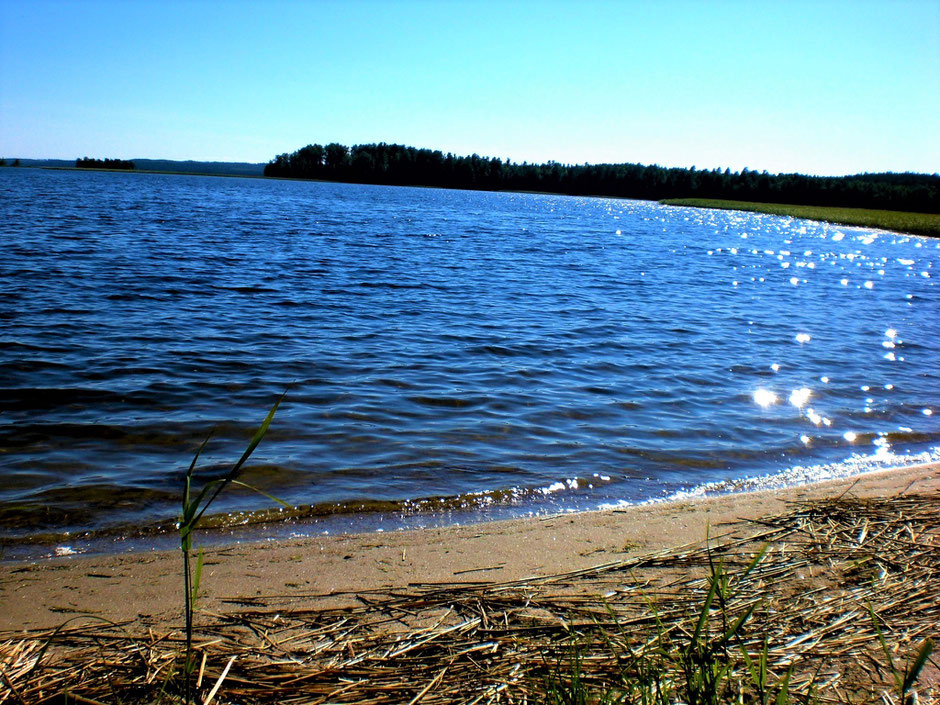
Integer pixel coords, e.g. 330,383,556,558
2,462,938,633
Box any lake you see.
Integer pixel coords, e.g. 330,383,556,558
1,168,938,557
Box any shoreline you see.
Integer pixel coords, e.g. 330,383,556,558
661,197,940,238
6,446,938,563
2,460,937,633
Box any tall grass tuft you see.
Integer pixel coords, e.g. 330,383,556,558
538,539,797,704
178,393,288,704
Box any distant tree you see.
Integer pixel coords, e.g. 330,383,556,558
324,143,349,173
295,144,324,175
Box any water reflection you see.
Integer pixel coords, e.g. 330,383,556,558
788,388,812,408
753,389,778,408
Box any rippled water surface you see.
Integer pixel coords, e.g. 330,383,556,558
2,169,938,555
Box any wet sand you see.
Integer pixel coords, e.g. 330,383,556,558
2,462,938,633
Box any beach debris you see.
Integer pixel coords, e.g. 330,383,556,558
2,492,938,703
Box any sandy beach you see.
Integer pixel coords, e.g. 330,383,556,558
3,462,938,633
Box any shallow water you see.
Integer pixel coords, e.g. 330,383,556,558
1,168,938,557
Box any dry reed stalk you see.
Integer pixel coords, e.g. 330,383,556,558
2,492,938,704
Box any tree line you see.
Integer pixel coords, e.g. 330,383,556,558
76,157,135,170
265,142,939,213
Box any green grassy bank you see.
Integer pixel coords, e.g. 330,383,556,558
661,198,940,238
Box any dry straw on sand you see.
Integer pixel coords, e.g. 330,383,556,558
2,491,938,704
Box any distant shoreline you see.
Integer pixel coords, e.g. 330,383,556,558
661,197,940,238
2,157,266,178
34,165,268,180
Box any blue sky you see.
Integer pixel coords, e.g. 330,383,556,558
1,0,938,175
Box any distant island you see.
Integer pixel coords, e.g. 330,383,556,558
5,158,265,177
264,142,939,215
76,157,135,170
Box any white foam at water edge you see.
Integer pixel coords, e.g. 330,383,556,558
597,446,940,512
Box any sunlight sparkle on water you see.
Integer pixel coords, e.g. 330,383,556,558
795,333,811,344
753,389,778,408
804,408,832,426
789,388,812,408
843,431,857,442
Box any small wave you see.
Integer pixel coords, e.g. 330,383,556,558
406,395,485,409
356,280,438,290
600,447,940,511
215,285,279,294
0,472,617,548
0,386,156,411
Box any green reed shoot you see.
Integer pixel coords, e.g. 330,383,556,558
867,603,935,705
539,538,777,705
179,393,288,704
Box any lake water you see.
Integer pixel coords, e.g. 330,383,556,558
2,168,938,558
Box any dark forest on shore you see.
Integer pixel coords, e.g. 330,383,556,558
265,142,939,213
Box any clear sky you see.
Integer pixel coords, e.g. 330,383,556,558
1,0,938,176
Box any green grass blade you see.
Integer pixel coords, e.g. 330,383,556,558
227,479,291,509
191,547,204,606
719,602,756,646
739,542,770,583
774,666,792,705
740,644,760,691
186,433,213,481
190,392,286,526
228,391,285,475
866,602,900,689
902,638,934,695
691,570,720,645
184,479,227,519
180,478,230,547
181,433,213,534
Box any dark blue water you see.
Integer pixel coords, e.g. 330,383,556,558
2,168,938,555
